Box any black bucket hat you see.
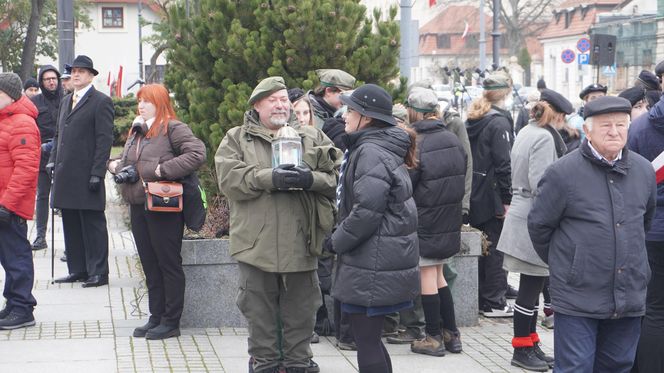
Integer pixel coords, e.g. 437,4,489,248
71,55,99,76
340,84,396,126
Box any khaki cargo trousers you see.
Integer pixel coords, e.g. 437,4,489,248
237,262,322,372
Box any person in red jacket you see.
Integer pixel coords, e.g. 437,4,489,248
0,72,41,330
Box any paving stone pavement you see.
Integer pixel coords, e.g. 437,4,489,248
0,177,553,372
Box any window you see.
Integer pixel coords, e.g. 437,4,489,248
145,65,166,84
102,7,123,28
643,50,653,66
436,34,451,49
465,34,479,49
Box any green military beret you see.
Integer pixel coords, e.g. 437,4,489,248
248,76,288,105
408,87,439,113
316,69,356,91
483,71,512,90
392,104,408,123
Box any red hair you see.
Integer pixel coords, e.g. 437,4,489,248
136,84,177,138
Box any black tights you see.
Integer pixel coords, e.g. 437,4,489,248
348,313,392,373
513,274,546,338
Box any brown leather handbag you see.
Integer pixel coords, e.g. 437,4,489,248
144,181,183,212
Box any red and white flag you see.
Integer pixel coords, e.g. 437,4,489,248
461,20,470,39
652,150,664,184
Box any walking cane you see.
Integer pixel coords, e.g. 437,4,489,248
50,206,55,284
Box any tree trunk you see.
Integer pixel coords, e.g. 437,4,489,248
147,44,167,83
20,0,46,81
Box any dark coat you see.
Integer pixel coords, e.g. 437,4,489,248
331,125,420,307
30,65,62,143
49,86,114,211
409,119,466,259
466,107,513,226
322,117,346,152
628,94,664,241
528,140,656,318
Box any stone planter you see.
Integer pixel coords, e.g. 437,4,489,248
181,231,481,328
181,239,246,328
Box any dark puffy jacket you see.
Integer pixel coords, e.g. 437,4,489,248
628,94,664,241
331,126,420,307
309,92,336,129
466,107,513,226
30,64,61,142
0,96,41,219
528,140,656,318
322,116,346,151
410,119,466,259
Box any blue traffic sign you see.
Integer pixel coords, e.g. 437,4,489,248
577,38,591,53
578,53,590,65
561,49,576,64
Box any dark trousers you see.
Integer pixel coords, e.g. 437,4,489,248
348,313,392,373
554,313,640,373
237,262,321,371
0,214,37,314
476,218,508,309
61,208,109,276
130,205,185,326
632,241,664,373
384,294,425,336
334,298,355,343
34,150,51,239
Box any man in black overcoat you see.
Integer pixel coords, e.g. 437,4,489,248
48,55,114,288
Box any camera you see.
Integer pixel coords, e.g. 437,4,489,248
113,165,139,184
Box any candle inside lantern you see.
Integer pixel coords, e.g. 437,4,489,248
272,125,302,167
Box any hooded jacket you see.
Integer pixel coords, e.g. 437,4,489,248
0,96,41,219
628,94,664,241
528,140,656,318
466,107,513,226
215,110,341,273
308,92,337,130
409,119,466,259
30,65,61,142
443,108,473,215
331,126,420,307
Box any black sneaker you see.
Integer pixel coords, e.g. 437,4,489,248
145,324,180,340
442,328,463,353
31,237,47,251
386,329,424,344
336,340,357,351
0,311,35,330
132,320,159,338
533,342,554,368
480,304,514,318
511,346,549,372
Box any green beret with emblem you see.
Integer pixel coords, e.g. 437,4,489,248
316,69,356,91
248,76,287,105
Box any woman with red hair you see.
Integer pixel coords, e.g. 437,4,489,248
108,84,206,340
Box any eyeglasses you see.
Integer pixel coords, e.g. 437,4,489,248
42,77,59,82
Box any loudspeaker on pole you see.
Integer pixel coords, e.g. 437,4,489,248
590,34,617,66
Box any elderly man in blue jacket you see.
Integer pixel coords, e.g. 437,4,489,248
528,96,657,373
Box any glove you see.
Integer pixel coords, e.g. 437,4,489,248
272,164,297,190
89,175,102,192
290,165,314,189
462,213,470,225
45,162,55,180
0,206,11,225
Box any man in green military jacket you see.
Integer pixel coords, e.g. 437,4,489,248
215,76,341,373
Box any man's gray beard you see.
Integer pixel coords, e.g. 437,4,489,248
270,117,288,126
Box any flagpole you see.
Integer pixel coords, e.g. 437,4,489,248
479,0,487,71
399,0,414,81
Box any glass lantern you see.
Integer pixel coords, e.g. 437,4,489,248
272,125,302,167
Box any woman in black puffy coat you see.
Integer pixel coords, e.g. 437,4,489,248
329,84,419,373
406,88,467,357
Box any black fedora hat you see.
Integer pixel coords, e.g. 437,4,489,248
340,84,396,126
70,55,99,76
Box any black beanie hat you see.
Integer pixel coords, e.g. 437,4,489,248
23,77,39,90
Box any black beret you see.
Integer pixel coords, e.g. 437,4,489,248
618,86,646,107
636,70,661,91
536,78,547,89
583,96,632,119
656,60,664,79
287,88,305,103
539,89,574,114
579,84,607,100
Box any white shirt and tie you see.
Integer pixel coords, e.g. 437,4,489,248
71,83,93,110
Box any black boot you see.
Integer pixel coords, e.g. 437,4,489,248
511,347,549,372
533,342,554,368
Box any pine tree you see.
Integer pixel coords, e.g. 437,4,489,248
162,0,402,163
